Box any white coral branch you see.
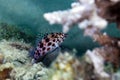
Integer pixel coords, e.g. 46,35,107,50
85,50,110,78
43,0,108,33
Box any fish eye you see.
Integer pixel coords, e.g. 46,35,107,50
47,48,50,51
42,52,45,55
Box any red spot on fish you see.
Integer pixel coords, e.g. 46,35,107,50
37,50,39,53
40,43,43,48
51,34,54,37
48,42,52,46
47,48,50,51
45,38,50,42
53,39,55,42
58,39,60,42
35,52,38,55
42,52,45,55
43,47,46,51
52,44,55,46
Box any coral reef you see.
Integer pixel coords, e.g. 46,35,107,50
47,52,82,80
47,52,116,80
44,0,120,80
85,31,120,70
0,40,30,64
10,63,48,80
0,40,49,80
0,39,119,80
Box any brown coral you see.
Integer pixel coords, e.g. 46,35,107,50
96,46,120,69
0,68,12,80
85,27,120,70
94,33,120,69
95,0,120,28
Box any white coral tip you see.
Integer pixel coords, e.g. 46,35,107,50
78,20,89,29
63,25,69,33
43,13,55,24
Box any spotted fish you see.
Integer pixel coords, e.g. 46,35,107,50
31,32,67,66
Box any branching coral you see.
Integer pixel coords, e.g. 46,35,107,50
44,0,120,32
44,0,108,33
44,0,120,79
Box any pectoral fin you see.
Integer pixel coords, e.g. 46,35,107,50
42,47,61,67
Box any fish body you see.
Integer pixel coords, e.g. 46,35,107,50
32,32,67,64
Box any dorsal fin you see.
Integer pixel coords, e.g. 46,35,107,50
35,32,49,46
